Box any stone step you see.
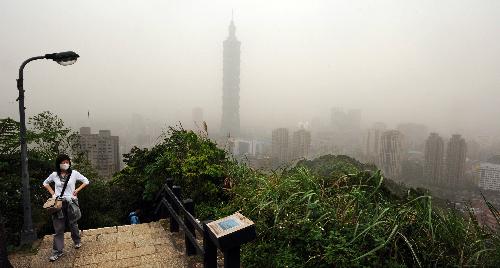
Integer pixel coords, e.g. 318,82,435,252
20,220,190,268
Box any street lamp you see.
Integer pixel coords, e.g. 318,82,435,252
17,51,79,244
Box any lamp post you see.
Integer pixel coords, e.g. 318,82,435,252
17,51,79,244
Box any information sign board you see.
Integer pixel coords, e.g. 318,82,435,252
206,212,256,250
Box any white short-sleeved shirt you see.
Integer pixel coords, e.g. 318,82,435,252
43,170,90,200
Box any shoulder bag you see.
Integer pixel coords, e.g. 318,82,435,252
43,171,71,214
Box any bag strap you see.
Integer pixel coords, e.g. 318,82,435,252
59,170,72,198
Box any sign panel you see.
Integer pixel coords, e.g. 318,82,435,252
218,218,240,231
206,212,256,250
207,212,254,238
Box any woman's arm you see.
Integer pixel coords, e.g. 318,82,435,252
73,183,88,197
44,184,55,197
43,172,56,197
73,171,90,197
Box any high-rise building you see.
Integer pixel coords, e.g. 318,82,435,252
291,129,311,160
424,133,445,185
220,17,241,137
445,134,467,187
272,128,289,166
379,130,403,180
79,127,120,179
477,162,500,191
364,122,387,165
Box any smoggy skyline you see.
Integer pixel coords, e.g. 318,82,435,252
1,0,499,138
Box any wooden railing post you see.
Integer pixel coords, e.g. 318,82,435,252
159,196,168,220
224,246,240,268
158,179,172,220
170,186,181,232
166,178,174,189
156,176,250,268
203,221,217,268
183,199,197,256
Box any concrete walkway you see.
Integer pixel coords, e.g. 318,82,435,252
11,220,194,268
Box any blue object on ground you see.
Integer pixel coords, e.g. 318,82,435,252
129,211,140,225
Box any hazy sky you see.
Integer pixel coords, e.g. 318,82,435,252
1,0,499,137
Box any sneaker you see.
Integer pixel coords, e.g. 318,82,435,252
74,242,81,249
49,252,64,261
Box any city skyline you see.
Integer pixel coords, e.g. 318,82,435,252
1,0,499,192
1,0,499,139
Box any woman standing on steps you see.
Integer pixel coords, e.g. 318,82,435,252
43,154,90,262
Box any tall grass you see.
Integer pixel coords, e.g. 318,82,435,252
221,155,500,267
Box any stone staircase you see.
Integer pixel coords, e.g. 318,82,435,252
11,220,196,268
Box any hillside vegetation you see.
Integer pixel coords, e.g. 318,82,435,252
113,127,500,267
2,115,499,267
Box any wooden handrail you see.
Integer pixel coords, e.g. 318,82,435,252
154,178,219,268
163,184,203,233
160,198,204,255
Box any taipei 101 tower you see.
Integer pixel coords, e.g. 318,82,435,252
220,16,241,137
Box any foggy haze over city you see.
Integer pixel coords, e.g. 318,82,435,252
2,1,500,264
1,0,499,139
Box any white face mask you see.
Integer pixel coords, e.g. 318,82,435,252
60,163,70,171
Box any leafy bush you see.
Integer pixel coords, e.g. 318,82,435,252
111,126,230,219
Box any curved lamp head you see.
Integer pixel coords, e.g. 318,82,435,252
45,51,80,66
